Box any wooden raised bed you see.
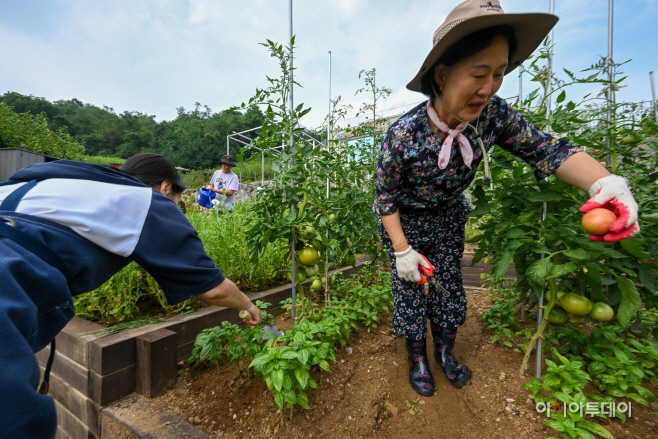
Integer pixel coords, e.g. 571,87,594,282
37,254,503,439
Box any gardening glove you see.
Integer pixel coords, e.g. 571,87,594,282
394,246,431,283
580,175,639,242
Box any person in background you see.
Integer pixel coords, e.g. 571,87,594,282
0,153,261,438
205,154,239,212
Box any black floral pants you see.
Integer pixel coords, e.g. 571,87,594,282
378,197,470,340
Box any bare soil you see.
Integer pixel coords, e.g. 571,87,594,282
153,289,658,439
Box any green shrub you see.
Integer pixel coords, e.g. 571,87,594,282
0,102,85,160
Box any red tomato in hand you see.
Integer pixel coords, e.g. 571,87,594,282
581,208,617,235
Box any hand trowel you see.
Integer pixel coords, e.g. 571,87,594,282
239,310,284,340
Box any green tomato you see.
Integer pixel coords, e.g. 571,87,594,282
622,134,643,144
547,307,568,324
545,289,565,303
589,302,615,321
298,247,319,266
311,308,323,322
560,293,593,316
298,224,316,241
305,266,316,277
328,214,335,221
311,279,323,291
295,269,307,284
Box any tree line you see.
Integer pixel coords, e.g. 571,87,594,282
0,91,266,169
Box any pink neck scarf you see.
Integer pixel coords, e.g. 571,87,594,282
426,100,473,169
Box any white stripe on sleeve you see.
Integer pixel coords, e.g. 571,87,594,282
15,179,152,257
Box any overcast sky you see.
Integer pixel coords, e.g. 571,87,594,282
1,0,656,129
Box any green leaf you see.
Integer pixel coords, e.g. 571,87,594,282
581,422,613,438
467,204,491,217
620,237,650,260
272,369,284,391
544,420,566,432
556,90,566,103
282,374,292,390
280,350,299,360
319,360,331,372
563,248,590,260
615,275,642,327
298,348,310,365
296,392,310,409
547,262,578,280
505,228,526,239
640,212,658,223
200,343,213,361
600,247,627,259
572,428,598,439
553,349,570,366
282,388,297,404
627,392,649,405
526,258,553,284
274,391,284,408
493,249,515,278
294,367,309,389
600,276,617,286
638,265,657,294
527,192,562,203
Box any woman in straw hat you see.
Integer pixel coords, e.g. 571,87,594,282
375,0,639,396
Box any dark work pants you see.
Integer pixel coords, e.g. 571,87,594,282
378,197,470,340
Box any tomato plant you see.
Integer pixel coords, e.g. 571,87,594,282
468,41,658,377
237,39,384,323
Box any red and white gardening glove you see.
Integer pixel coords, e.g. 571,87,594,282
394,246,431,283
580,175,639,242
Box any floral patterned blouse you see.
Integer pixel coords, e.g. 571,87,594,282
373,95,581,216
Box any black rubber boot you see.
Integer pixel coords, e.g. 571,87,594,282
431,324,472,389
405,338,435,396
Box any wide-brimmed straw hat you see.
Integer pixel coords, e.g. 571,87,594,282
407,0,558,93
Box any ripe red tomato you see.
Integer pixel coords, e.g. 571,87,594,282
581,208,617,235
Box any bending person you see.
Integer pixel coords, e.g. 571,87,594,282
0,153,262,438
